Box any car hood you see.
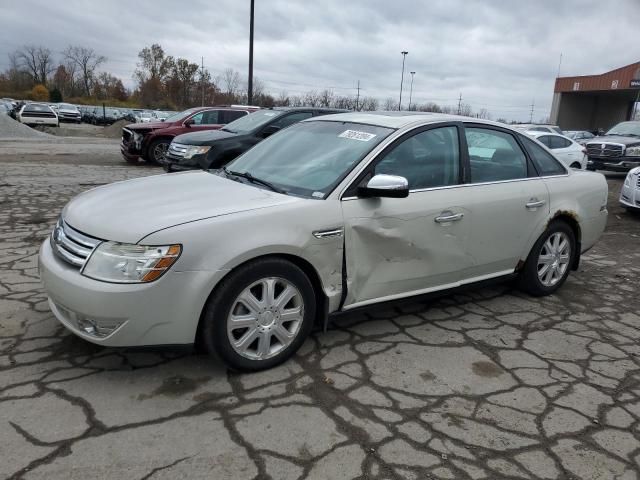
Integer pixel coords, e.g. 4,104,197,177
587,135,640,147
173,129,239,146
126,121,174,131
63,171,300,243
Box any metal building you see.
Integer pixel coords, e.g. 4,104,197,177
550,61,640,132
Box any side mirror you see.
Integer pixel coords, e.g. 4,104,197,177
184,118,195,127
261,125,280,137
358,174,409,198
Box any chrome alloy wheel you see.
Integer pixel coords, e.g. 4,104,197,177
227,277,304,360
537,231,571,287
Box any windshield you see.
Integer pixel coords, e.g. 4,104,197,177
223,120,394,198
164,107,200,123
607,122,640,137
222,110,285,134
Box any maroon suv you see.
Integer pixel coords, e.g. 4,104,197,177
121,106,259,163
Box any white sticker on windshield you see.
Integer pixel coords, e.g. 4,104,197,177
339,130,377,141
312,191,324,198
263,112,276,116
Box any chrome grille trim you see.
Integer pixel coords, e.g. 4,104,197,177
51,220,102,268
586,142,625,158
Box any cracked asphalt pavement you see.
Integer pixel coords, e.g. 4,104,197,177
1,153,640,479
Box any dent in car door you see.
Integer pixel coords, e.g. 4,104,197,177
340,125,473,308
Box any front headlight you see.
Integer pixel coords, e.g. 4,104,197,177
624,173,632,186
82,242,181,283
184,145,211,159
626,146,640,157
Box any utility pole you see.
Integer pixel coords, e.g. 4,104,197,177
201,56,205,106
408,71,415,110
355,80,360,111
248,0,255,105
529,100,535,123
398,51,408,111
457,93,462,115
557,52,563,78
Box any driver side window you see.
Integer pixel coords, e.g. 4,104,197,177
373,127,460,190
190,112,204,125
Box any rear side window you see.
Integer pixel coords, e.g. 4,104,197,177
465,127,528,182
222,110,247,123
549,136,571,149
537,135,553,147
521,136,566,176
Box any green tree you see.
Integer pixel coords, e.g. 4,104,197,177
49,87,63,102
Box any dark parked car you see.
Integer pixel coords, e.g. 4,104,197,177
121,106,258,164
163,107,348,172
92,108,122,125
586,121,640,171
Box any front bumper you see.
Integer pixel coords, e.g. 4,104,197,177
39,239,217,347
588,157,640,172
620,178,640,210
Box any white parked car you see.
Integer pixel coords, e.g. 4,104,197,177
136,111,156,123
18,103,59,127
620,166,640,212
56,103,82,123
39,113,608,370
525,131,587,170
514,124,563,135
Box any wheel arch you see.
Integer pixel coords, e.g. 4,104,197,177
547,211,582,270
194,253,329,347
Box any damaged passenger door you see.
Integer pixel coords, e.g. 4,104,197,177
340,124,473,309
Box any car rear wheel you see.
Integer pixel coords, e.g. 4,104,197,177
201,258,315,371
147,139,170,163
517,220,575,296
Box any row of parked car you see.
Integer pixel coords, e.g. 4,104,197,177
1,97,177,128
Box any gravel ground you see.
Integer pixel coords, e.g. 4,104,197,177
0,149,639,479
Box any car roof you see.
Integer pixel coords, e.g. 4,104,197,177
307,111,508,129
525,131,566,137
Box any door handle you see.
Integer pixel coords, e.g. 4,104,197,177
435,212,464,223
526,199,546,209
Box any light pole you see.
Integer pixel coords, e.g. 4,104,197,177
398,51,408,111
408,71,415,111
248,0,255,105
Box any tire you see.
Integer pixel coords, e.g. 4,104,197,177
201,258,316,371
517,220,575,296
570,162,581,169
147,138,170,163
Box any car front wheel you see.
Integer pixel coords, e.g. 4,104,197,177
518,220,575,296
201,258,316,371
147,139,170,163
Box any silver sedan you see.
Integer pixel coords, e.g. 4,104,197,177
39,112,608,370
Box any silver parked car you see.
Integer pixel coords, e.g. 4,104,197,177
39,113,608,370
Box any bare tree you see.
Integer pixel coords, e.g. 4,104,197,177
359,96,379,111
276,91,290,107
219,68,241,98
16,45,55,85
63,46,106,96
318,89,335,107
383,97,398,110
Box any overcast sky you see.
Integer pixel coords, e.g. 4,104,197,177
2,0,639,121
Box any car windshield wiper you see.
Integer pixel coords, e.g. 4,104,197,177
221,127,236,133
223,167,286,194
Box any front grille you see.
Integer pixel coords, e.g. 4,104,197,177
586,143,624,158
51,220,101,268
167,142,188,159
636,174,640,188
